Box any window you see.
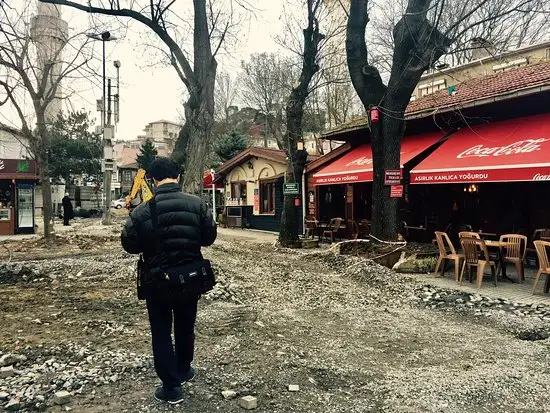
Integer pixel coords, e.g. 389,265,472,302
230,182,247,201
546,48,550,60
418,79,447,97
122,170,133,183
260,180,276,214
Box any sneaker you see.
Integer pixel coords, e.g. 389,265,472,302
154,386,184,405
181,366,196,383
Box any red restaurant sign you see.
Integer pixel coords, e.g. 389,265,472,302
312,132,443,185
411,113,550,184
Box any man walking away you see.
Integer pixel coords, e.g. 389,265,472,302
62,193,73,226
121,157,217,405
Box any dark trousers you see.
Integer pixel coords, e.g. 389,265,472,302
146,291,198,390
63,214,70,225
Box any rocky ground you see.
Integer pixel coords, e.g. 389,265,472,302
1,219,550,412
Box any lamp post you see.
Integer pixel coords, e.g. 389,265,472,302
86,31,118,225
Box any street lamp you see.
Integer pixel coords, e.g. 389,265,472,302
86,31,118,225
86,31,117,126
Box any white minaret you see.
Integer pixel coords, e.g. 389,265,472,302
30,2,69,122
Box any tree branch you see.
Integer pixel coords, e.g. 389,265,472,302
39,0,195,83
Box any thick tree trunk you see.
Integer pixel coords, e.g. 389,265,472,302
279,99,309,246
39,156,54,239
346,0,451,241
370,110,404,240
35,115,54,239
172,60,216,195
172,97,213,195
278,0,323,247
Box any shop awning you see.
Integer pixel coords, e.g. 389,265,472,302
312,132,444,185
410,113,550,184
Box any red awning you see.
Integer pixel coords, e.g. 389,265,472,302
411,113,550,184
312,132,444,185
203,172,223,190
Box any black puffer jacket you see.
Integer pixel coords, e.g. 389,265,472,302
121,183,217,272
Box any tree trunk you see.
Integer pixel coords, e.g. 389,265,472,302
36,114,54,239
346,0,452,241
39,156,54,239
172,88,215,195
369,110,404,240
279,97,309,247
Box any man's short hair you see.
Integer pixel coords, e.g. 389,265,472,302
149,157,180,181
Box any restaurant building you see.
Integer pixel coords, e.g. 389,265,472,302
214,147,318,232
306,61,550,241
0,126,40,235
214,147,288,232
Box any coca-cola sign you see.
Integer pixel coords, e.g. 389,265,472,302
345,156,373,167
533,173,550,181
456,138,549,159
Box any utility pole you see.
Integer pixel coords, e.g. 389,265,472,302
87,31,118,225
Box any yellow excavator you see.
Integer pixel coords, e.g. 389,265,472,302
125,169,153,211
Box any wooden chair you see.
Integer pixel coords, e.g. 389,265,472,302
533,240,550,294
460,237,497,290
499,234,527,283
526,229,550,259
304,218,319,239
434,231,463,282
458,231,480,239
323,218,343,243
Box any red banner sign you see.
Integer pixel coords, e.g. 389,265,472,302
390,185,404,198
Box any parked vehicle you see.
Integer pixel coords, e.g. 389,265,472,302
111,198,126,209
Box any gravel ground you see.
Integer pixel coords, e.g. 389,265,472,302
0,221,549,412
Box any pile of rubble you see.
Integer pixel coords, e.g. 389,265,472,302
414,286,550,339
203,264,245,303
0,253,135,285
0,343,149,411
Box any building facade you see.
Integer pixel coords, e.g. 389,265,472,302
0,127,39,235
412,40,550,101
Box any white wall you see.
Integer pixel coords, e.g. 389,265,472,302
0,128,31,159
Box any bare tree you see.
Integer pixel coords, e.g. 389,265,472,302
277,0,326,247
214,70,238,124
346,0,548,241
0,1,92,238
239,53,292,148
41,0,250,194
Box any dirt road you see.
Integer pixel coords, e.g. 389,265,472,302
1,221,549,412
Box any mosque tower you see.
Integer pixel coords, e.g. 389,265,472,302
30,2,69,122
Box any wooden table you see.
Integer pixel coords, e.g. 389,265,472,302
484,240,515,282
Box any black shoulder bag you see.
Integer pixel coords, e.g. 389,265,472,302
147,196,216,296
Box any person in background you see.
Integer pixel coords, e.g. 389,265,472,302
121,157,217,405
61,193,73,226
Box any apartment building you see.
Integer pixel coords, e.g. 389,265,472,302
412,40,550,101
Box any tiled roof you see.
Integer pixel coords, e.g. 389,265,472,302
216,147,288,176
407,60,550,115
322,61,550,137
216,146,319,177
118,147,139,167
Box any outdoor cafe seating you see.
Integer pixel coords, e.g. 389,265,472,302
533,240,550,294
433,228,550,294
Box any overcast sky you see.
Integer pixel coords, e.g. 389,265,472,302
4,0,290,140
101,0,287,140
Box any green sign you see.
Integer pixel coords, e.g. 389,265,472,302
283,182,300,195
16,160,29,173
